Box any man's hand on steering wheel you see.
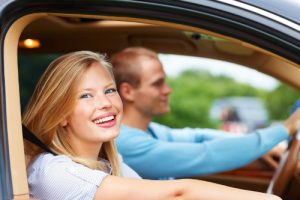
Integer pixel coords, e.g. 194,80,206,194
284,108,300,137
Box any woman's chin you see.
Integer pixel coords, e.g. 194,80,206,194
100,129,120,142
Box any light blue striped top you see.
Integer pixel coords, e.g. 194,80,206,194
28,152,140,200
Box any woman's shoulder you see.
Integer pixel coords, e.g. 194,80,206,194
27,152,79,189
27,152,74,178
29,152,71,168
27,152,109,200
28,152,108,183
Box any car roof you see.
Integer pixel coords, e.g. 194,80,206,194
239,0,300,24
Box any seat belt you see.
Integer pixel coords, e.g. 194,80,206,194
22,124,57,155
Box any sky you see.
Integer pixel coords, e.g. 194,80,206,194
159,54,279,91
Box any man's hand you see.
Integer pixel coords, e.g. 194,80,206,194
263,106,300,170
284,108,300,136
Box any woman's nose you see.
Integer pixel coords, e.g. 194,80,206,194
95,94,112,109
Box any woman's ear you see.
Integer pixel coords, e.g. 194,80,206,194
119,82,136,102
60,119,68,127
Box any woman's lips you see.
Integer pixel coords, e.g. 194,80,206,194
92,114,117,128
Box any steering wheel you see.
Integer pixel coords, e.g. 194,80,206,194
267,131,300,197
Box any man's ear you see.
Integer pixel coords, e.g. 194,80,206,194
119,82,136,102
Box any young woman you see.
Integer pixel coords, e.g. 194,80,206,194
23,51,281,200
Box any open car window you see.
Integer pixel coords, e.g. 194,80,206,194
18,15,299,181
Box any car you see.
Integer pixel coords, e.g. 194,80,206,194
1,0,300,199
210,96,269,131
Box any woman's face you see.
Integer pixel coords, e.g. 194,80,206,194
64,62,123,151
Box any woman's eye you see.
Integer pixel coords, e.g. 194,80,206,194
105,88,117,94
80,93,92,99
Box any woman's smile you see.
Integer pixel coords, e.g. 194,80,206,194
92,112,117,128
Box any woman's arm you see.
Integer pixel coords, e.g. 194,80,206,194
95,176,281,200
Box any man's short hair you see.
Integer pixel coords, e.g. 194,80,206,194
110,47,158,90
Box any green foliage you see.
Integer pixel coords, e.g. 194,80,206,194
264,84,300,120
154,69,268,128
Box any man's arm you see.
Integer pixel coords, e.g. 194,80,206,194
116,125,288,179
150,122,235,143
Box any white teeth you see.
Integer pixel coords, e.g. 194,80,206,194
94,116,115,124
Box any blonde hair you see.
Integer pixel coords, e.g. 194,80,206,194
23,51,120,175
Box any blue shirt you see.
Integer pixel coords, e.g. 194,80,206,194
116,122,289,179
28,152,140,200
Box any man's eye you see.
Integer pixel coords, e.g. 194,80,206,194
105,88,117,94
153,79,165,87
80,93,92,99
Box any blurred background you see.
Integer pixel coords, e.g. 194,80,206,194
154,54,299,132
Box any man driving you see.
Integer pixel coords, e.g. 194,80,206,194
111,47,297,179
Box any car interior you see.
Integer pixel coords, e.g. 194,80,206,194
3,12,300,199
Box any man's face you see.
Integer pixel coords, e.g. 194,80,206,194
133,58,172,117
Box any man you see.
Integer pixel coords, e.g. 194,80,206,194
111,47,299,179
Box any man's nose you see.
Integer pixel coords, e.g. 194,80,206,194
163,83,172,94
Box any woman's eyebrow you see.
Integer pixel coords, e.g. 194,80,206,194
79,82,116,91
104,81,117,88
79,88,95,92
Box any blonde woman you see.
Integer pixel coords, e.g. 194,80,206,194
23,51,282,200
